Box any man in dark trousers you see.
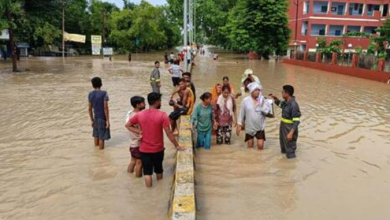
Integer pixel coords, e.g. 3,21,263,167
269,85,301,159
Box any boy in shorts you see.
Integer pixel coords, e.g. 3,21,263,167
125,96,146,177
88,77,110,150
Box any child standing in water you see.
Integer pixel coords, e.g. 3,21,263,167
214,85,237,145
88,77,110,150
125,96,146,177
192,93,214,150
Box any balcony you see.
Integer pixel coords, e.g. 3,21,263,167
329,25,344,36
331,2,346,15
347,26,361,33
311,24,326,36
364,26,377,34
313,1,328,14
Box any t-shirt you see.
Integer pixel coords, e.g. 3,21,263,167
191,104,214,132
130,109,171,153
126,110,141,148
169,64,182,78
88,90,109,119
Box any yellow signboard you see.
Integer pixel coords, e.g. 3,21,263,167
91,35,102,44
64,33,86,43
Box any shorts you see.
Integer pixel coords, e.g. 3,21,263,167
172,77,180,87
141,150,165,175
169,108,188,121
92,118,111,141
130,147,141,159
245,130,266,142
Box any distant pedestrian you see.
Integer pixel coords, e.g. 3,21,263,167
269,85,301,159
168,60,184,87
150,61,161,93
88,77,111,150
192,92,214,150
125,96,146,177
128,92,185,187
169,52,175,63
164,52,169,64
128,52,132,62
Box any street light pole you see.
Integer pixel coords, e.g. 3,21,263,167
293,0,303,51
184,0,188,72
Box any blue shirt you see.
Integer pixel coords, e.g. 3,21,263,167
88,90,109,119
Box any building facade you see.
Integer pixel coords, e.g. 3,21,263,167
288,0,390,54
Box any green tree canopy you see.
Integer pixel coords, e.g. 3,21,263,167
222,0,290,58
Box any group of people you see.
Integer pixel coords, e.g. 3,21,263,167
87,54,301,188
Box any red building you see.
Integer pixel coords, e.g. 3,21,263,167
288,0,390,54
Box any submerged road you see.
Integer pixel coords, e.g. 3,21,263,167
0,49,390,220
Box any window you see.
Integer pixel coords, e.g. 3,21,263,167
367,4,380,16
329,25,344,36
331,2,346,15
347,26,361,33
364,26,377,34
301,21,308,36
348,3,364,16
383,4,389,17
313,1,328,14
303,1,310,14
311,24,326,36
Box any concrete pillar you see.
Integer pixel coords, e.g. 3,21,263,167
377,58,385,71
316,52,322,63
351,54,358,67
331,52,337,65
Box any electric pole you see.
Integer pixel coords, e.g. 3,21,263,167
101,7,106,56
184,0,188,72
62,1,65,58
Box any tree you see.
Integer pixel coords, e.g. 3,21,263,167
0,0,24,72
223,0,290,58
108,1,180,52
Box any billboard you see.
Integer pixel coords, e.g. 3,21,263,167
103,47,113,56
64,33,86,43
91,35,102,55
0,29,9,40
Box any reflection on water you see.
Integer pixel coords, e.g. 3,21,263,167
1,50,390,220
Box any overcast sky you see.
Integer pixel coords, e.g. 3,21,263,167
105,0,168,8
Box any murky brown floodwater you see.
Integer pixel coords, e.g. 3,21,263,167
195,47,390,220
1,47,390,220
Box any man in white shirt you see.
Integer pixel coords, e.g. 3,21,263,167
236,82,271,150
168,60,184,87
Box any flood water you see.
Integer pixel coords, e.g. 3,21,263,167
0,48,390,220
